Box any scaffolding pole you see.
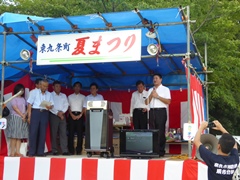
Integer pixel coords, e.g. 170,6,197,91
186,6,192,159
0,21,188,35
205,43,209,122
6,64,67,85
5,53,199,65
80,83,188,90
0,31,7,151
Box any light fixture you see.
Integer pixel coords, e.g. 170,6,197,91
145,31,156,39
20,49,31,61
147,44,159,56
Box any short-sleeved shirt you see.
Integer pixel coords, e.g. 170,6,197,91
11,97,27,117
83,94,104,108
50,91,69,115
27,89,54,109
130,90,149,117
146,84,171,108
68,93,85,112
199,144,239,180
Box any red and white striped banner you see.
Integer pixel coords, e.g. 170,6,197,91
182,60,205,126
190,73,205,158
182,60,205,157
0,157,207,180
190,74,205,127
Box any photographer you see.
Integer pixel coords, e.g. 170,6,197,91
194,120,239,180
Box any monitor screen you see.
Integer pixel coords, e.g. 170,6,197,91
120,129,159,157
126,132,153,153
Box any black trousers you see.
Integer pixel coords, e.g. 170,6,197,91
133,109,147,129
68,112,84,154
149,108,167,156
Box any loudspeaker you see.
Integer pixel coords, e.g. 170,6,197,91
196,134,218,161
20,49,30,61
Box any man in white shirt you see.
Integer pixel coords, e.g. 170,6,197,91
34,78,42,89
68,82,85,155
130,80,148,129
27,79,54,157
145,74,171,157
28,78,42,97
26,78,42,156
83,83,104,155
50,81,70,155
83,82,104,112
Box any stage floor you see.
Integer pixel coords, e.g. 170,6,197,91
0,155,208,180
46,154,170,159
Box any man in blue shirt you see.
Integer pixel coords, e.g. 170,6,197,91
194,120,239,180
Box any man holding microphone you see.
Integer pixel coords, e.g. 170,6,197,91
145,74,171,157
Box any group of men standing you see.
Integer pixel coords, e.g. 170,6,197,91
67,82,103,155
27,79,102,156
130,73,171,156
27,73,170,157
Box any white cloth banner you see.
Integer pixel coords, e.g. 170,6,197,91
37,29,142,65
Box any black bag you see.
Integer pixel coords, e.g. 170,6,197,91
1,96,10,117
2,106,10,117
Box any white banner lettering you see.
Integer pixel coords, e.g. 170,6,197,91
37,30,142,65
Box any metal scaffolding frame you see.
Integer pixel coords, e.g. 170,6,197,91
0,21,187,35
0,6,210,157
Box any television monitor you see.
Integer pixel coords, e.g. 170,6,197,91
120,129,159,158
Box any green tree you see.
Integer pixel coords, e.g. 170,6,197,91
191,0,240,134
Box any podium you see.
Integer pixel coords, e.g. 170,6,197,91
85,100,113,157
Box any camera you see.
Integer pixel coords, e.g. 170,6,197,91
208,122,216,128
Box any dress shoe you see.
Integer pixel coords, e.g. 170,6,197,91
159,153,165,158
36,154,46,157
77,152,82,155
68,151,74,155
159,150,165,157
53,151,59,156
62,152,71,156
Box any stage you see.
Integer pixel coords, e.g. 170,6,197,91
0,155,208,180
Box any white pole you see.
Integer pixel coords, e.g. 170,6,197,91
204,43,209,123
0,31,7,151
186,6,192,159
